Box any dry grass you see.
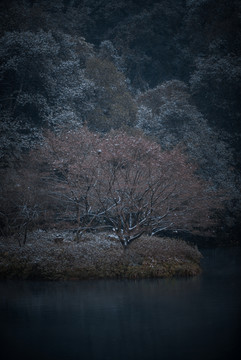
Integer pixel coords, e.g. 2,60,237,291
0,230,202,280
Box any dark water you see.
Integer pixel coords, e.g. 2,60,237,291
0,248,241,360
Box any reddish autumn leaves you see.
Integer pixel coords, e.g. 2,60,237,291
30,127,224,248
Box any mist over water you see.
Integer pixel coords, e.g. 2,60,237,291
1,247,241,360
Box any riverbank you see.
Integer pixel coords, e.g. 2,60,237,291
0,230,202,280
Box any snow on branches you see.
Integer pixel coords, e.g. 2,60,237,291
31,128,224,248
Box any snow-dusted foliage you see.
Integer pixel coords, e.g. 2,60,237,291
0,30,96,166
0,110,43,167
99,40,126,73
85,56,137,132
190,55,241,132
0,0,240,245
46,32,95,127
0,27,137,165
136,80,239,199
0,30,58,125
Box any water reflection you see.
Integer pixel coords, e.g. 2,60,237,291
1,247,241,360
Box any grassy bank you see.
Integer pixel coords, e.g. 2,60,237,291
0,230,202,280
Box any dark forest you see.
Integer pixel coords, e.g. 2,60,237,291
1,0,241,250
1,4,241,359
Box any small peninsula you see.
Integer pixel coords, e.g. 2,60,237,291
0,230,202,280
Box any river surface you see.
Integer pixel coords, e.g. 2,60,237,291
0,247,241,360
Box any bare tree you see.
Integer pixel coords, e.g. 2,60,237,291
32,128,225,248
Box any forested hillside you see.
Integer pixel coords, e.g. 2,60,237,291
1,0,241,244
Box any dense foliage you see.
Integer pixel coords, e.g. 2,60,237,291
0,0,240,245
